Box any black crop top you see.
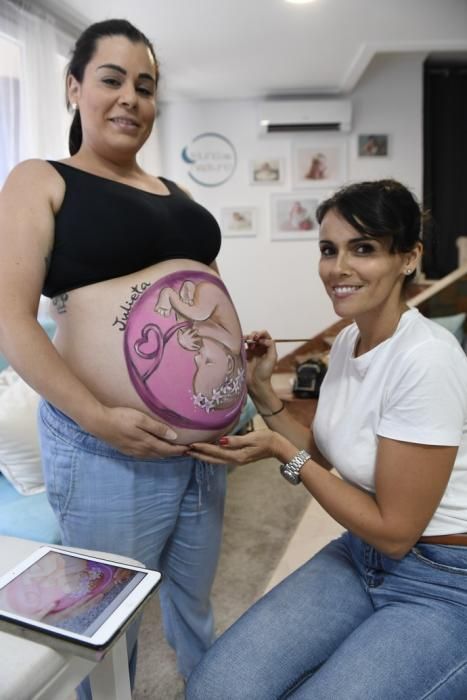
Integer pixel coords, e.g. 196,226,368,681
42,161,221,298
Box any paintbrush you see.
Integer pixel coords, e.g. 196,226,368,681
244,337,310,344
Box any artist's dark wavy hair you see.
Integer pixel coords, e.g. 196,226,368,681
316,179,427,286
66,19,159,155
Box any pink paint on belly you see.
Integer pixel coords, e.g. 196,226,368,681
124,270,246,430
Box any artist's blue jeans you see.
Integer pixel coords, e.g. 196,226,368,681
187,531,467,700
38,400,226,699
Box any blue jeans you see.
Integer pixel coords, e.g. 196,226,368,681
38,400,226,697
187,531,467,699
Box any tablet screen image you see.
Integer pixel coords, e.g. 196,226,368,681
0,547,160,653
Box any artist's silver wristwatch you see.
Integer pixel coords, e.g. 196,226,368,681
279,450,311,485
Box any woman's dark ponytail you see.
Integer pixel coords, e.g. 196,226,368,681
68,110,82,156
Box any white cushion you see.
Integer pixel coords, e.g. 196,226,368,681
0,369,44,495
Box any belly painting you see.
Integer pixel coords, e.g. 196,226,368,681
123,268,247,438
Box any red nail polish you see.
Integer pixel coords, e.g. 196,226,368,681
218,437,229,446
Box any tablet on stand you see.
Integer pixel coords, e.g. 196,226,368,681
0,545,161,662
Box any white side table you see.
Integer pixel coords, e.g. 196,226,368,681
0,535,147,700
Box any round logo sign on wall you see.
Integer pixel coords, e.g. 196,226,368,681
181,132,237,187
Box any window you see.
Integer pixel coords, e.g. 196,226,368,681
0,34,21,186
0,3,72,187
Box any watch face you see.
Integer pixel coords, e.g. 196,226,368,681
280,464,300,485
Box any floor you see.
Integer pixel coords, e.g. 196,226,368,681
258,375,345,593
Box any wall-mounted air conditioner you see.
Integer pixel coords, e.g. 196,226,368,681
258,99,352,135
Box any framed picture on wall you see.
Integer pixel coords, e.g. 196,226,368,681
270,193,328,241
292,142,346,189
249,158,284,185
221,206,258,238
358,134,389,157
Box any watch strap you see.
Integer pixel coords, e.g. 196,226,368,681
279,449,311,485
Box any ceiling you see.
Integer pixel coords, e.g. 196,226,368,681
38,0,467,101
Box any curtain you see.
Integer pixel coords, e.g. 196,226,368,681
0,74,19,185
0,0,72,185
0,0,163,185
423,58,467,278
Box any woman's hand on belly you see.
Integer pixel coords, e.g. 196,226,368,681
92,405,188,458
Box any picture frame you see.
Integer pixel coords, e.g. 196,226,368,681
358,134,388,157
270,193,328,241
292,142,346,189
249,158,284,185
221,206,258,238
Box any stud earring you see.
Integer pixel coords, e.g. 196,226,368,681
71,102,77,111
405,269,413,275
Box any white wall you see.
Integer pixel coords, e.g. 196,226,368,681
158,52,425,356
349,52,425,193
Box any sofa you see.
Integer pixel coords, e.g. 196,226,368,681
0,318,62,543
0,318,257,545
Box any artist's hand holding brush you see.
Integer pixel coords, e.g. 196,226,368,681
243,331,279,409
189,329,325,468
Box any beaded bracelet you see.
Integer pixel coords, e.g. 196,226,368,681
259,400,285,418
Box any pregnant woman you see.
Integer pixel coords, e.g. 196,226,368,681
0,18,245,698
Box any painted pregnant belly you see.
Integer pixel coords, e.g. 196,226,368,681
124,269,247,433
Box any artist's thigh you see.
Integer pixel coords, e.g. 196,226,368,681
289,541,467,700
186,533,374,700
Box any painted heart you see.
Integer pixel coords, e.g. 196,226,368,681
134,324,163,359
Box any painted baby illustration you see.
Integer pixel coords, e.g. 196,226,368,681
154,279,244,414
124,270,246,433
0,552,129,624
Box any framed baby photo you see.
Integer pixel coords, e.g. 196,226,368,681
270,193,326,241
292,142,346,189
221,206,258,238
358,134,389,157
249,158,284,185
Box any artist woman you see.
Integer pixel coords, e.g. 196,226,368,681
187,179,467,700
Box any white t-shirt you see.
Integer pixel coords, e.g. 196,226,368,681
313,308,467,535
